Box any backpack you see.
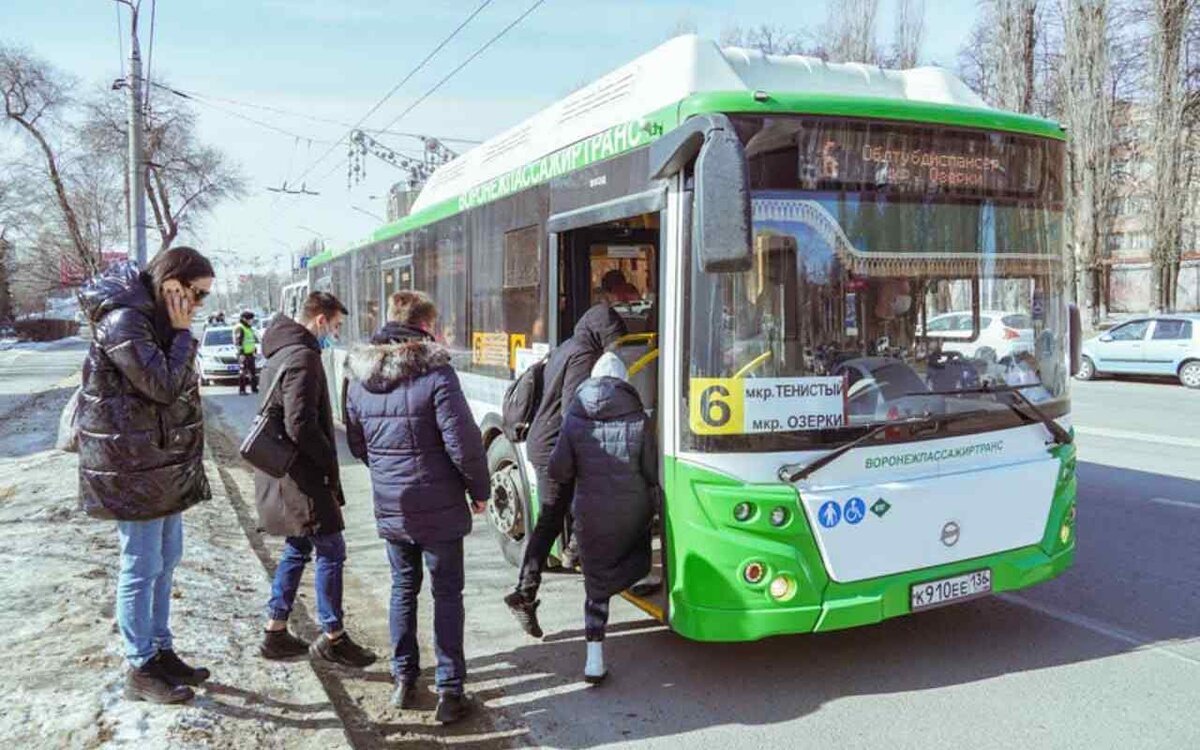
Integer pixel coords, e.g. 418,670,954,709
502,356,547,442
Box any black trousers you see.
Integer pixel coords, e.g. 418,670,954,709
516,472,574,602
584,596,610,642
239,353,259,393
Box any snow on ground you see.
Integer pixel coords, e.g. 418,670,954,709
0,387,351,749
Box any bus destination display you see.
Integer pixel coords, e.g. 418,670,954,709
689,376,847,435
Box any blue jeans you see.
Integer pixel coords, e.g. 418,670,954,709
116,513,184,668
386,538,465,695
267,532,346,633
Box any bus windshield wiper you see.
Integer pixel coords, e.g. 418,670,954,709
778,415,942,484
905,385,1073,447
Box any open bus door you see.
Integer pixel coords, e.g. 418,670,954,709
549,210,668,623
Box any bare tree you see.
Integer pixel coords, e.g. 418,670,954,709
825,0,883,63
893,0,927,67
1060,1,1115,324
994,1,1041,112
1146,0,1193,312
0,44,97,275
720,24,806,55
82,92,245,254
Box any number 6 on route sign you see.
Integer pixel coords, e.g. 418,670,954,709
688,376,847,435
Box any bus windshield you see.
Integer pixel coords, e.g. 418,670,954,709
683,115,1068,452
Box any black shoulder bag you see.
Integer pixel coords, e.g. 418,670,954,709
239,365,298,478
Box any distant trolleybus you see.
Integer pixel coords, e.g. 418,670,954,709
304,36,1080,642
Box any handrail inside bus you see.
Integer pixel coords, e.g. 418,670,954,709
733,350,772,378
628,348,660,378
614,332,657,348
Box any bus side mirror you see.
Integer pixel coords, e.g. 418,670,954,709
1068,303,1082,376
694,129,753,273
649,114,753,274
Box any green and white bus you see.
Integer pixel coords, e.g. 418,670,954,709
304,36,1080,642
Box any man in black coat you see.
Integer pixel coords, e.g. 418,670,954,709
504,302,627,638
255,292,376,669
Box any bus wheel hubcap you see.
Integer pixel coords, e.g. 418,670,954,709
489,464,524,539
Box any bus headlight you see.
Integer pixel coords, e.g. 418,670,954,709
733,502,755,522
769,575,797,601
769,506,790,527
742,561,766,584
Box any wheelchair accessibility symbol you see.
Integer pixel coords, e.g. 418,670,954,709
843,497,866,525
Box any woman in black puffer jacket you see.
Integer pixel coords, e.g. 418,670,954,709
77,248,214,705
548,351,657,684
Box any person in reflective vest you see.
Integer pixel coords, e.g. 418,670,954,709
235,311,260,395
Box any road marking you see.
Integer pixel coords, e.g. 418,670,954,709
1149,497,1200,511
1000,593,1200,667
1074,425,1200,449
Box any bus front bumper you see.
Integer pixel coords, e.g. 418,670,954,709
669,541,1075,642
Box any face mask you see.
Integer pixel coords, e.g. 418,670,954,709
318,333,335,350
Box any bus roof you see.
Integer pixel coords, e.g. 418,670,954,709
411,35,1055,214
311,36,1062,267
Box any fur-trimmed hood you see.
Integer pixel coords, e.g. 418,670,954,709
347,339,452,393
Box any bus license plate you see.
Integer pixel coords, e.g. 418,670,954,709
910,570,992,612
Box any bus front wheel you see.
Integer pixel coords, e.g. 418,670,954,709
487,437,529,568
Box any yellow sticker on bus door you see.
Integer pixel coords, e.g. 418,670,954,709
688,378,745,435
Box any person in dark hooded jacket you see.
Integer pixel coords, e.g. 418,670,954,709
77,248,214,705
504,301,627,638
548,352,657,683
256,291,377,670
344,290,489,725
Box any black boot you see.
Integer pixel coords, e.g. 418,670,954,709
125,659,194,704
309,632,377,668
435,692,472,725
156,649,211,686
503,591,544,639
260,628,310,660
390,680,419,709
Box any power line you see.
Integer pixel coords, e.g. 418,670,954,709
290,0,495,187
149,81,337,143
152,83,483,144
317,0,549,190
113,1,125,78
144,0,157,115
374,0,547,135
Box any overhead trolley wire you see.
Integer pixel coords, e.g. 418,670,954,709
143,84,483,144
373,0,549,137
289,0,495,188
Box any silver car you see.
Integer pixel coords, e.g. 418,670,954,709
1077,313,1200,388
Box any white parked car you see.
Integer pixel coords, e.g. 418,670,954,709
922,310,1035,362
196,326,264,386
1077,314,1200,388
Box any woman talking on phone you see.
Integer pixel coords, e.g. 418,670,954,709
77,247,216,704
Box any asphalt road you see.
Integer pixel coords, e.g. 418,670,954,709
199,374,1200,749
0,337,89,421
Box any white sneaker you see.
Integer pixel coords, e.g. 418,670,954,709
584,641,607,684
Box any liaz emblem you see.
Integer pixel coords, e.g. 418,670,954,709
871,498,891,518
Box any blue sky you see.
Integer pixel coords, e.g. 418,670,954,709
4,0,983,272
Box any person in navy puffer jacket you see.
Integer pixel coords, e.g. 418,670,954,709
344,290,489,725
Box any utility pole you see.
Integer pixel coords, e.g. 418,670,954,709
125,2,148,266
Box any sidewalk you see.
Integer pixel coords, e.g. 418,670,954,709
0,386,349,749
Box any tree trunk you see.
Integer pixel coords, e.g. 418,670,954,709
1148,0,1188,315
12,117,96,275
